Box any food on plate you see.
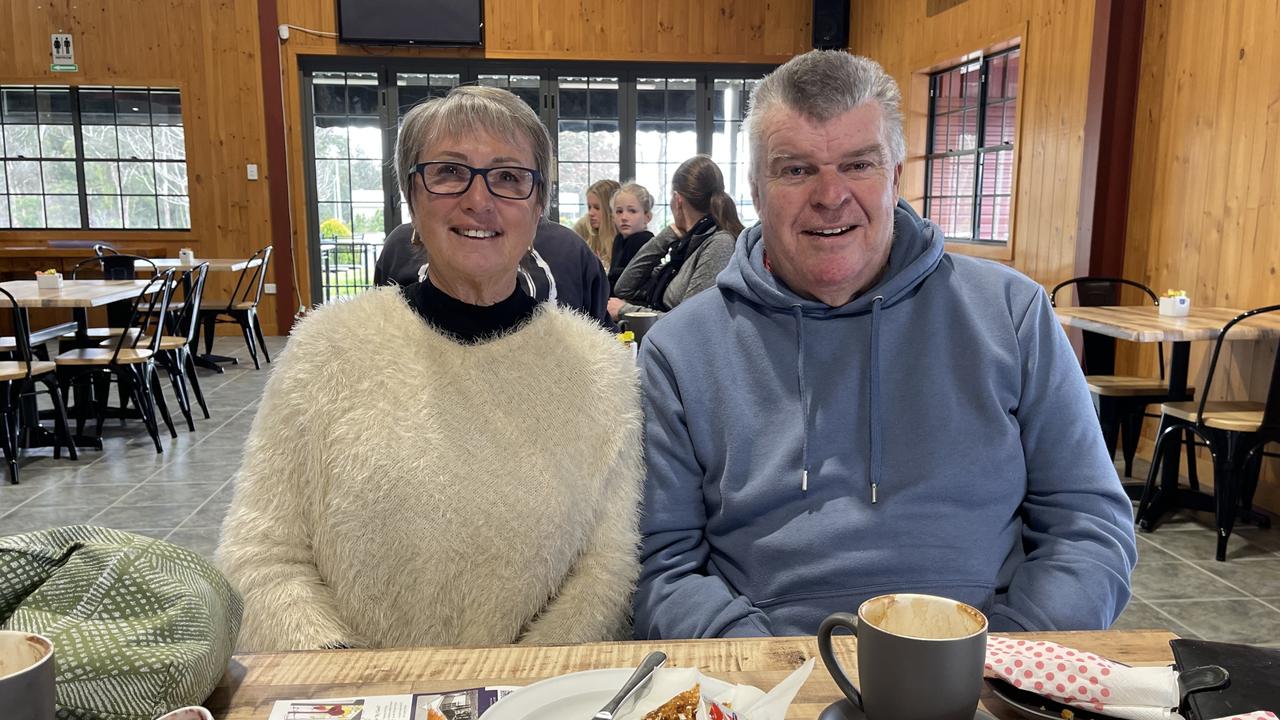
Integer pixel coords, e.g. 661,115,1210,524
642,683,700,720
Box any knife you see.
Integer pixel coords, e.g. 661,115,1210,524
593,650,668,720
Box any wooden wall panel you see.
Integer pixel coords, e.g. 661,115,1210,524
850,0,1096,288
0,0,286,333
1120,0,1280,512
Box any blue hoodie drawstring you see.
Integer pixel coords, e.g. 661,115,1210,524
791,305,811,492
868,296,885,504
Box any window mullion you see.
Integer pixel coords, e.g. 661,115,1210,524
69,87,89,228
619,74,635,184
695,73,711,156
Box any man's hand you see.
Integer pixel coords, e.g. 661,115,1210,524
608,296,626,321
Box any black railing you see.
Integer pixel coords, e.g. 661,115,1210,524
319,237,382,302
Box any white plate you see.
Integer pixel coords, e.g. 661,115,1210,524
484,667,734,720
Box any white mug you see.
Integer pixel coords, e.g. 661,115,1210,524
178,248,196,265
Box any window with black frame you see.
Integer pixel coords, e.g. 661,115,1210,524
0,84,189,230
923,47,1019,245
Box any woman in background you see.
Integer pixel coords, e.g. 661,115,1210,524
611,155,744,321
218,86,642,652
572,178,621,267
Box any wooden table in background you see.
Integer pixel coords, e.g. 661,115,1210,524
137,257,263,273
208,630,1176,720
1055,305,1280,528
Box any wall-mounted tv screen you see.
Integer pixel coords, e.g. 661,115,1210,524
337,0,483,46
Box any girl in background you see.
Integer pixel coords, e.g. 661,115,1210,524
606,182,654,291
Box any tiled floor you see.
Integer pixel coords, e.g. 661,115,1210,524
0,335,283,557
2,334,1279,646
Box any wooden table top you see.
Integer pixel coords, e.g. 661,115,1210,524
208,630,1176,720
140,258,263,273
0,279,153,308
1056,305,1280,342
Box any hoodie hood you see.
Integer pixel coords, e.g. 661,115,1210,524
717,199,945,315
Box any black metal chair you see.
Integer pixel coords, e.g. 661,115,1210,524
1137,304,1280,561
55,270,178,453
92,243,118,257
139,263,211,429
0,286,77,483
1050,276,1197,480
199,246,273,369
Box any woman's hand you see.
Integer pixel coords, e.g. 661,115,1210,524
608,296,626,321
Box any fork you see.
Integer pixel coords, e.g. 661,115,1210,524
592,650,668,720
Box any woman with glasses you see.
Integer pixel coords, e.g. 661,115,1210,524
218,86,643,651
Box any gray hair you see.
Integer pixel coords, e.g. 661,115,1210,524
396,85,553,212
747,50,906,178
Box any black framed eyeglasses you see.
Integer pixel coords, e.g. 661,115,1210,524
409,161,542,201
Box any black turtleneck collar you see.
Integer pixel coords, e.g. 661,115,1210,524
403,275,538,345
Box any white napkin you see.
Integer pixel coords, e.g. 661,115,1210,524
617,659,815,720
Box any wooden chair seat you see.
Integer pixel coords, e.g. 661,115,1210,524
1161,400,1265,432
98,335,187,351
0,360,56,381
230,301,257,311
1086,375,1194,397
55,348,154,366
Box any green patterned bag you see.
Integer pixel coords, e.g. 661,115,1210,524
0,525,242,720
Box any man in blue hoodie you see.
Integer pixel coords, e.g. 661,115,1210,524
633,50,1137,639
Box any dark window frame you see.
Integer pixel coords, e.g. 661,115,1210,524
0,83,190,231
923,46,1019,246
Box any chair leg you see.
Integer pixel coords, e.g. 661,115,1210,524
239,314,260,370
164,352,195,432
39,374,77,462
1184,428,1200,492
1136,420,1180,530
94,371,113,439
148,366,177,439
251,309,271,364
1213,436,1240,562
127,366,163,453
183,349,210,419
0,381,17,485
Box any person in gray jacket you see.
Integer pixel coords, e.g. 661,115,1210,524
609,155,744,322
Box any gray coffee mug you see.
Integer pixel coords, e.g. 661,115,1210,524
818,593,988,720
622,311,660,343
0,630,56,720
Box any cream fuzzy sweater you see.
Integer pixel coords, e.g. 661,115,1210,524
216,287,644,651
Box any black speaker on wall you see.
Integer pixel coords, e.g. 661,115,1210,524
812,0,850,49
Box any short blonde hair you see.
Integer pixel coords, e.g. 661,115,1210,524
396,85,553,212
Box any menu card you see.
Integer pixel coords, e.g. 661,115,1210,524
267,686,518,720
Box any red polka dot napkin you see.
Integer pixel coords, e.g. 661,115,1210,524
985,637,1276,720
986,636,1179,719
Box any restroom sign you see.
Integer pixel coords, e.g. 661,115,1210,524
51,34,78,72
